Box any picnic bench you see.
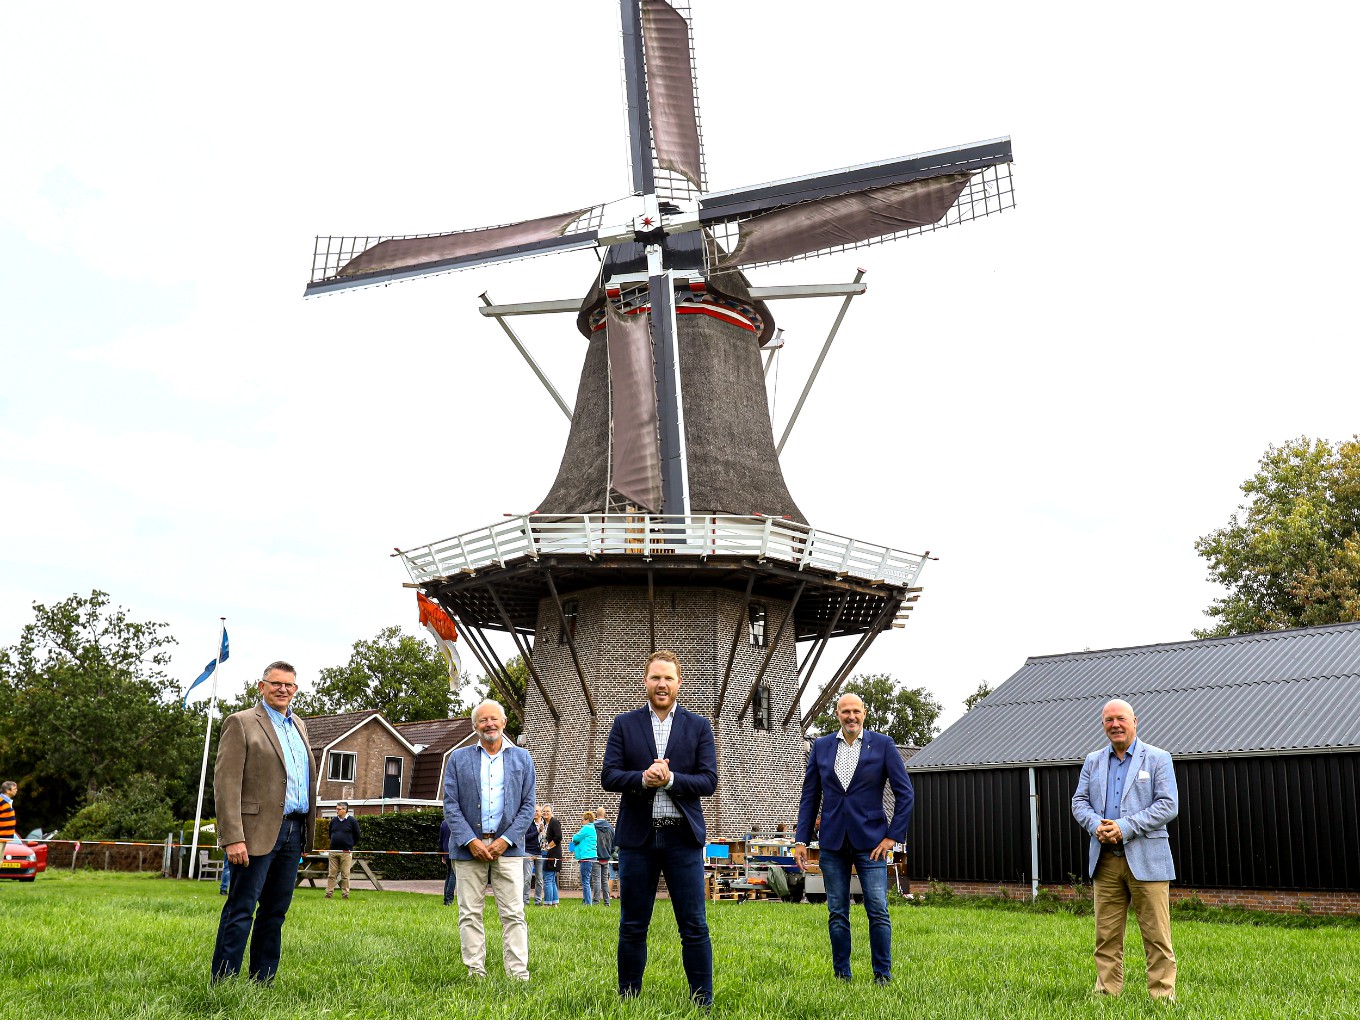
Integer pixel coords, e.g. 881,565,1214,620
294,852,384,891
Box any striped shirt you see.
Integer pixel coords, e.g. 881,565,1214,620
649,706,681,820
0,793,14,841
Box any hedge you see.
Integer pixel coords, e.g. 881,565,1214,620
314,808,446,880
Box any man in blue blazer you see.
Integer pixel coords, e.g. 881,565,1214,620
794,692,913,984
444,699,536,981
601,650,717,1007
1072,698,1178,1002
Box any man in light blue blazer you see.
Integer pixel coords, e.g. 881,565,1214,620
444,699,536,981
1072,699,1178,1002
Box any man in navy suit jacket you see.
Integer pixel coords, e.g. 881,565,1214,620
601,650,716,1007
1072,698,1178,1001
794,692,913,984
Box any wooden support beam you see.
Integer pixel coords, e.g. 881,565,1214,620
487,587,559,724
782,591,850,728
714,575,756,719
545,570,594,716
736,581,805,722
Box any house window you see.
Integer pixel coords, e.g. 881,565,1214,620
559,599,579,644
748,603,767,647
327,751,356,783
752,684,771,731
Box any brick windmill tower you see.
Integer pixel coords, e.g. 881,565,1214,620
306,0,1014,837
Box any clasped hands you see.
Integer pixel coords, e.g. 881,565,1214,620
468,836,510,861
642,757,671,789
1096,819,1124,845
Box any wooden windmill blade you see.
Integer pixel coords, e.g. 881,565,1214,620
304,204,611,297
695,137,1015,272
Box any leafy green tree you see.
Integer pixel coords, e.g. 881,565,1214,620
809,673,942,746
61,773,177,840
1195,436,1360,637
963,681,994,712
294,625,467,723
0,591,201,831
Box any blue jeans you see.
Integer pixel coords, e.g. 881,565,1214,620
443,859,458,905
579,859,595,905
532,857,545,904
211,817,305,982
218,859,231,894
544,868,559,905
617,826,712,1005
818,845,892,980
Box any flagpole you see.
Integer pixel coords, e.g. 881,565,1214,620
188,618,227,880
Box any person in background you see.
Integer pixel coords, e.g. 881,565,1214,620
523,804,543,905
529,805,546,906
541,804,561,907
325,801,360,900
0,781,18,843
438,818,457,906
593,805,616,905
570,810,598,906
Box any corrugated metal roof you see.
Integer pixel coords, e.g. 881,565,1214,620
910,621,1360,769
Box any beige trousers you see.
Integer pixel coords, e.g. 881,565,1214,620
326,851,353,894
453,856,529,980
1092,852,1177,1000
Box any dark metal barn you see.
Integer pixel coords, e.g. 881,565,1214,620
905,622,1360,896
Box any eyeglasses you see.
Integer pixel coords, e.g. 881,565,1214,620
262,681,298,692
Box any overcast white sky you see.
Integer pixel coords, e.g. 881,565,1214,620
3,2,1356,730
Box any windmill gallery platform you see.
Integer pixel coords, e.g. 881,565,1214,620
398,513,926,834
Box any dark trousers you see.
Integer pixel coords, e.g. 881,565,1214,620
444,858,458,905
617,826,712,1006
818,844,892,980
211,817,304,982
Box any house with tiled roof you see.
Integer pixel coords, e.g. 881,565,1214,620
304,710,475,815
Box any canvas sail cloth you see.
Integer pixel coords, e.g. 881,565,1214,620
417,592,462,681
337,208,592,278
641,0,703,189
713,173,973,270
606,301,663,512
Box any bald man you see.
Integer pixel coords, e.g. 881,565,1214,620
1072,699,1179,1002
794,693,914,985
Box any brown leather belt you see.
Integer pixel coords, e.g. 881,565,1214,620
480,832,498,841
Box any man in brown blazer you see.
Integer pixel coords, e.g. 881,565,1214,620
210,661,318,984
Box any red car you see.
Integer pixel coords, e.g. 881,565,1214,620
0,836,48,881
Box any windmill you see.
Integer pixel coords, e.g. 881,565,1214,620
307,0,1013,839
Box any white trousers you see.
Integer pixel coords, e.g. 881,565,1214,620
452,856,529,980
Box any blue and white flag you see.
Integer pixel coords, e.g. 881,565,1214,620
183,628,230,708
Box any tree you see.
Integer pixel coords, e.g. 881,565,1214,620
963,681,993,712
809,674,942,746
295,625,467,723
61,773,177,841
1195,436,1360,637
0,591,202,831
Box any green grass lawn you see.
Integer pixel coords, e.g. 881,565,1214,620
2,872,1356,1019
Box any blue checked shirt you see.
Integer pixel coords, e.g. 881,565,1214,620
649,706,681,820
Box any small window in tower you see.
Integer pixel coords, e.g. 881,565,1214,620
753,684,771,731
560,599,579,645
748,603,767,647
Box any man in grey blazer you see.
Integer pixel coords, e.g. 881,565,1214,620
443,699,536,981
1072,699,1179,1002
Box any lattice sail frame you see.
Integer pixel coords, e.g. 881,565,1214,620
625,0,707,205
308,204,610,286
703,162,1015,275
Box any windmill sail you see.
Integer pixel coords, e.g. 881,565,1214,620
305,206,604,296
711,174,972,270
641,0,704,192
605,301,663,512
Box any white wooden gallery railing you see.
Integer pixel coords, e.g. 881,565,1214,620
397,514,927,589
